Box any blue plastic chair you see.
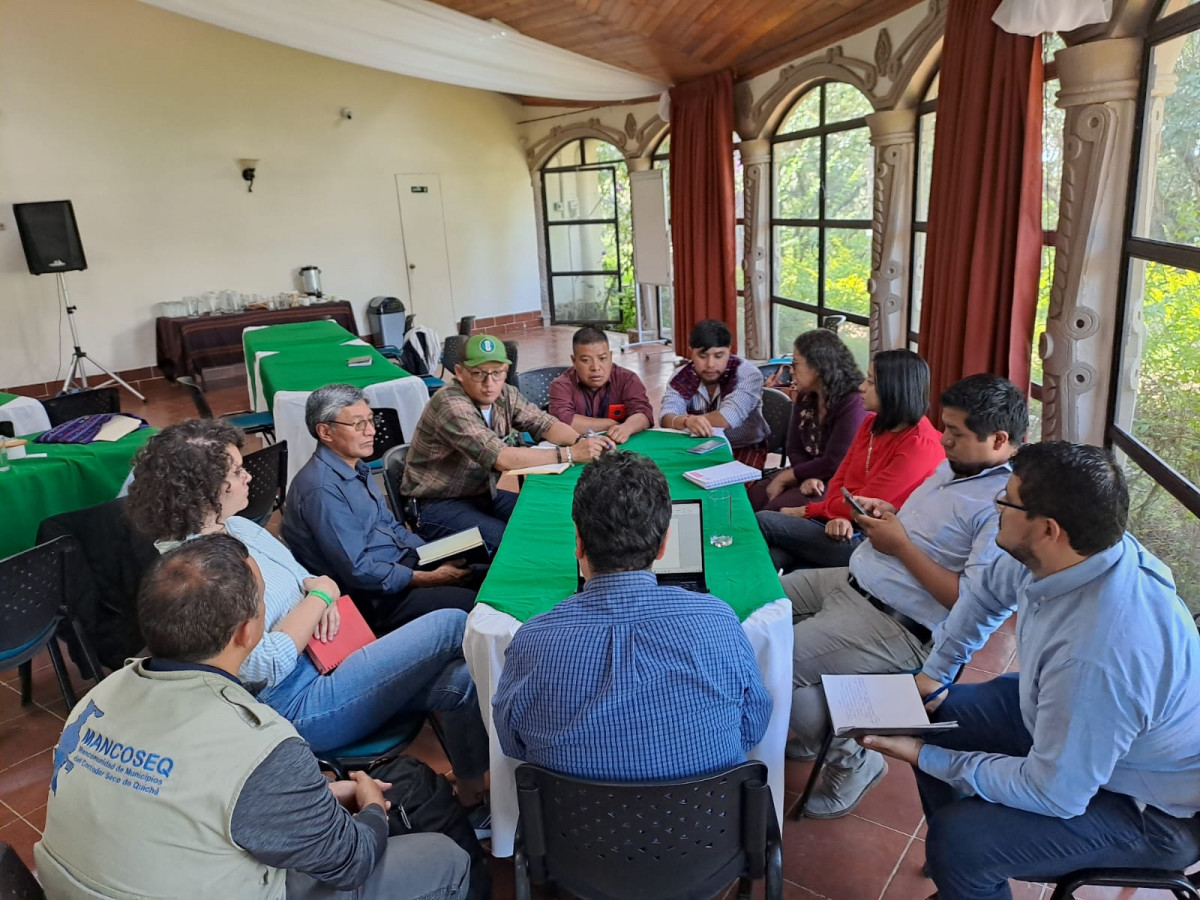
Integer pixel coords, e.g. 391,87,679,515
314,712,428,780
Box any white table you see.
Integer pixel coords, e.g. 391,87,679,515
0,394,51,436
272,376,429,485
462,597,794,857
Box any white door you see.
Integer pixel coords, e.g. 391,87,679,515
395,174,457,340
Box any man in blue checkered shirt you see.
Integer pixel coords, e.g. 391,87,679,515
493,451,772,781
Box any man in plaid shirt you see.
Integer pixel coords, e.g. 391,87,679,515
401,334,610,550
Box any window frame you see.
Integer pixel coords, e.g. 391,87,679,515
1108,1,1200,519
769,80,874,356
908,70,939,348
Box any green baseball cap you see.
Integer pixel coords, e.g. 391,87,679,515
462,334,509,367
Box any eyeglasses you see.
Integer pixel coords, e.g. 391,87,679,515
993,489,1028,514
463,367,509,384
327,418,375,434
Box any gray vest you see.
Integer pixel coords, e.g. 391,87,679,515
35,660,295,899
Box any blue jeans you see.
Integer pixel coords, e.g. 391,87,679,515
419,490,519,552
755,510,863,572
261,608,489,780
920,674,1200,900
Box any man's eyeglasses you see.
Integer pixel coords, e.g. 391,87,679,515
993,489,1028,514
327,418,375,433
463,367,509,384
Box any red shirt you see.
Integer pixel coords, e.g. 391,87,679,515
548,364,654,426
803,414,945,522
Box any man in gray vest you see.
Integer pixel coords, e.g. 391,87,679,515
35,535,470,900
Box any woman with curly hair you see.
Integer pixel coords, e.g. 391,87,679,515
749,329,868,512
125,419,488,809
756,349,945,572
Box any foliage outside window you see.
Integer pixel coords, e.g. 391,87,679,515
1114,1,1200,610
541,139,634,328
771,81,874,369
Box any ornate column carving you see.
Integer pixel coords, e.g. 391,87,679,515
739,138,772,358
1042,37,1140,444
531,172,551,326
866,108,917,354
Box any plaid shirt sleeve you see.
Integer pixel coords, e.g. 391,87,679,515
435,390,509,471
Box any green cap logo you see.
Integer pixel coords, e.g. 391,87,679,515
480,338,495,352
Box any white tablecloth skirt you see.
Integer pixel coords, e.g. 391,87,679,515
273,376,429,485
463,596,793,857
0,395,51,436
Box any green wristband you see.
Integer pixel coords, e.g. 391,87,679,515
308,588,335,607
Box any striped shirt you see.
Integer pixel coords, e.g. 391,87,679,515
493,570,772,781
660,357,769,449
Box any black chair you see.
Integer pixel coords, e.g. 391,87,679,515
0,842,44,900
42,387,120,427
457,315,476,336
0,421,13,438
0,537,101,709
504,340,520,392
365,408,404,472
440,336,520,390
36,498,157,674
240,441,289,524
517,365,568,411
821,314,846,333
382,444,420,530
177,375,275,442
761,387,792,462
513,762,782,900
1044,867,1200,899
314,712,429,781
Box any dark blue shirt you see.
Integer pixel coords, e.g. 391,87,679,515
493,570,773,781
282,445,424,596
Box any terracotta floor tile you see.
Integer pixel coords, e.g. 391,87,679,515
0,648,50,685
22,803,46,832
0,683,30,726
0,708,67,771
880,836,934,900
0,801,18,829
403,722,452,776
957,666,998,686
0,752,53,816
970,630,1017,676
0,815,42,871
780,810,911,899
845,755,925,836
783,758,817,795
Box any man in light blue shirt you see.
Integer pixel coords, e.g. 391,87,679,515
864,442,1200,900
784,375,1027,818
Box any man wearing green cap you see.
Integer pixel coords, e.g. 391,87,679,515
401,333,610,550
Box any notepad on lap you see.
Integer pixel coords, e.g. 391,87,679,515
822,673,959,738
682,460,763,489
415,527,490,569
305,595,376,675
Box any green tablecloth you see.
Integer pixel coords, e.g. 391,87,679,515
0,428,155,559
258,343,412,409
476,431,783,622
243,320,360,405
0,392,19,406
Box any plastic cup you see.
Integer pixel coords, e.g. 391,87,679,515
708,490,733,548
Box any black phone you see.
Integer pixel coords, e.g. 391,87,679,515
841,487,869,518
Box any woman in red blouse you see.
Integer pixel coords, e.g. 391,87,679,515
755,349,944,572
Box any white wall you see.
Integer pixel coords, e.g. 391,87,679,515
0,0,539,386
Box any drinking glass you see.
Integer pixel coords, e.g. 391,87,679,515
708,490,733,548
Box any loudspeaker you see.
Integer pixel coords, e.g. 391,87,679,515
13,200,87,275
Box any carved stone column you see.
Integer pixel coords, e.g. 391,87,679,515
531,171,551,326
866,108,916,354
739,139,771,358
1041,37,1140,444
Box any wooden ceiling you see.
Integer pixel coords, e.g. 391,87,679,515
425,0,924,102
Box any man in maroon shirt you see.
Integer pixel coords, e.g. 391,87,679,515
548,326,654,444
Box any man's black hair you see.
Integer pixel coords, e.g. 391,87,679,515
572,451,672,574
940,374,1028,444
688,319,732,352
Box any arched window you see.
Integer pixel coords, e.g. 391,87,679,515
1115,0,1200,607
909,71,939,350
649,135,674,340
540,139,633,327
771,82,873,366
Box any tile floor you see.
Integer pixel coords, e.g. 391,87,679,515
0,327,1179,898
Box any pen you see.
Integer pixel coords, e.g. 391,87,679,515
925,682,952,705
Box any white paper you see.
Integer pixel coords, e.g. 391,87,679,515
823,673,957,737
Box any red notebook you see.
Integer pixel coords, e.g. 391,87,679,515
305,595,376,675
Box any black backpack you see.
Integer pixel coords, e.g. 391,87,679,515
369,755,491,900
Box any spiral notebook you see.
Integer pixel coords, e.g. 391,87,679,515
682,460,763,490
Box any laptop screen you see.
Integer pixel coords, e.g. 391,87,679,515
653,500,705,576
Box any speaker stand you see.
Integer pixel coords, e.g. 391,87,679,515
57,274,146,402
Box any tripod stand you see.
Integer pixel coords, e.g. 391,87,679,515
57,273,146,401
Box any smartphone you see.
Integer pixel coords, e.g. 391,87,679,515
841,487,870,518
607,403,627,422
688,439,724,454
776,366,792,386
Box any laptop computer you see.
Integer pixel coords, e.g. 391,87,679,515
577,499,708,593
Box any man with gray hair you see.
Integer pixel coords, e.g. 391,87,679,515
282,384,477,632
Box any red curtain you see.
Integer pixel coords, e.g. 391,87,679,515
919,0,1042,425
669,71,738,352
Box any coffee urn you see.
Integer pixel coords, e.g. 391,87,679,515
299,265,323,297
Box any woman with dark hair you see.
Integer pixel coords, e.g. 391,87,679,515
126,420,490,813
748,329,868,512
756,349,944,572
